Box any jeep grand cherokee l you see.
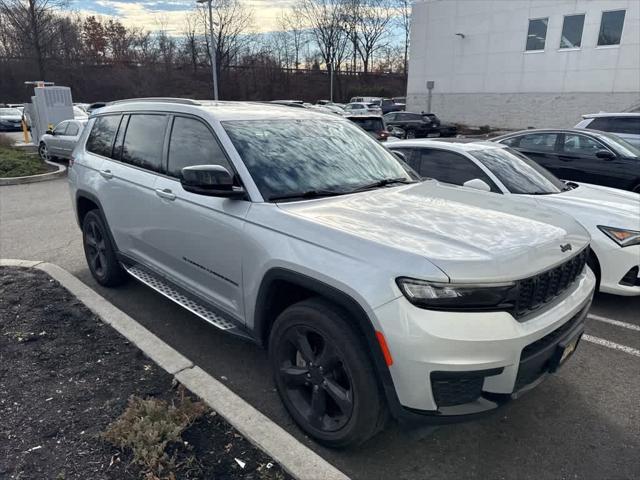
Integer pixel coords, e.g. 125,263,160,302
68,98,596,447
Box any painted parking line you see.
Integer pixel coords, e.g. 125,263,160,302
588,314,640,332
583,334,640,358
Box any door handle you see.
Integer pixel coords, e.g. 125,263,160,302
155,188,176,201
99,169,113,179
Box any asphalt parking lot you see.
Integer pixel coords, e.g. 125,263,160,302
1,177,639,480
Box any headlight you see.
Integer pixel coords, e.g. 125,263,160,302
396,277,517,310
598,226,640,248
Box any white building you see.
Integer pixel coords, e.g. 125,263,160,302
407,0,640,129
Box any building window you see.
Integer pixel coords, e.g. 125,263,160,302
560,14,585,49
525,18,548,51
598,10,626,46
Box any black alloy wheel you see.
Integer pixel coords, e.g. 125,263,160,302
269,298,386,447
82,210,127,286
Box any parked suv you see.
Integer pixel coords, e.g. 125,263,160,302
575,113,640,148
383,111,440,138
69,98,595,447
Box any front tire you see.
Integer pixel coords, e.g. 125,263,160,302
269,298,386,448
82,210,127,287
38,142,51,161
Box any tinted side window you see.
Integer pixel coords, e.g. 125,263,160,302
53,121,68,135
66,123,80,136
168,116,231,178
518,133,558,152
121,114,168,173
562,134,606,157
418,150,499,191
500,136,521,147
590,117,640,135
86,115,121,158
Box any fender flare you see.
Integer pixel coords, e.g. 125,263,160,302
75,190,119,252
254,267,405,418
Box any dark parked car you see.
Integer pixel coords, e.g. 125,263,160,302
383,112,440,139
493,129,640,193
0,107,23,131
346,115,390,141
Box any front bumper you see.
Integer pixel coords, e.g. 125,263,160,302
374,268,596,418
595,242,640,296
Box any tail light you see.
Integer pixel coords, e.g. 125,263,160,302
377,130,389,141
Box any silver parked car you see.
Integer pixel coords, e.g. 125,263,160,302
39,119,87,161
68,98,595,447
575,113,640,148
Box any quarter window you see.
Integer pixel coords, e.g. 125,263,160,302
598,10,626,46
416,149,499,192
525,18,548,51
167,116,232,179
560,14,585,49
121,114,168,173
518,133,558,152
86,115,121,158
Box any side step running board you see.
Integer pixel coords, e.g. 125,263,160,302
124,264,252,340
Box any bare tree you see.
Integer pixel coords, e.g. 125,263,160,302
182,13,201,72
297,0,349,76
0,0,68,78
278,8,308,70
393,0,411,74
353,0,392,74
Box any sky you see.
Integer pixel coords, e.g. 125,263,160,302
67,0,294,34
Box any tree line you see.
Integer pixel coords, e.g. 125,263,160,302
0,0,410,102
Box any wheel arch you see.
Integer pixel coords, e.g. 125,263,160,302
75,190,120,251
587,248,602,291
254,267,404,418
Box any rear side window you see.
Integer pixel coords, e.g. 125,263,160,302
167,116,231,178
588,117,640,135
417,149,499,192
121,114,168,173
86,115,121,158
518,133,558,152
53,122,68,135
66,123,79,136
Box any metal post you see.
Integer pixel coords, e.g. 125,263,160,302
330,59,334,102
198,0,219,100
208,0,219,100
426,80,435,113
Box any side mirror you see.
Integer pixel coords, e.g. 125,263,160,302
595,149,615,160
392,151,407,162
463,178,492,192
46,129,54,135
181,165,245,199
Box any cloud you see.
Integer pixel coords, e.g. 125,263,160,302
69,0,291,33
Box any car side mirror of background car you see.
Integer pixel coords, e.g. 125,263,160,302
181,165,245,199
463,178,492,192
595,150,615,160
46,129,54,135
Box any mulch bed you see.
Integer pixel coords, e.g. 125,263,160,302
0,266,291,480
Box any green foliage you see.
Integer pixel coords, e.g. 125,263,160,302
102,392,208,480
0,145,49,178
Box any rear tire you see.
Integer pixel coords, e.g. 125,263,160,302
405,129,416,139
82,210,127,287
269,297,386,448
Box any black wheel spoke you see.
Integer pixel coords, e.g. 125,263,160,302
316,343,340,371
280,366,309,387
295,331,315,363
310,387,327,428
323,378,352,415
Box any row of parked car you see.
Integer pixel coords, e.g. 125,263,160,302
61,97,637,448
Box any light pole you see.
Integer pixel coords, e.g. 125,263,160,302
197,0,219,100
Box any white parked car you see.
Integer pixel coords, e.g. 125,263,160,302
343,102,382,116
388,140,640,296
39,119,88,161
575,113,640,148
68,98,595,446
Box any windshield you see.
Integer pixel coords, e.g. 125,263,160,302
594,131,640,158
223,119,412,201
0,108,21,116
470,147,566,194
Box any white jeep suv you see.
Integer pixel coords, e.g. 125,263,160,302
68,98,596,447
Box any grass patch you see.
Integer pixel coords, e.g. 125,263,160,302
0,143,50,178
103,390,208,480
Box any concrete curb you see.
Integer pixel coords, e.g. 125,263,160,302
0,160,66,186
0,259,350,480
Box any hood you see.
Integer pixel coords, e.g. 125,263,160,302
538,183,640,230
277,181,590,283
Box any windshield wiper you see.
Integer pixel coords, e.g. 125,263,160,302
269,189,348,202
348,177,416,193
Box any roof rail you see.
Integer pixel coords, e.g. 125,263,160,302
108,97,201,106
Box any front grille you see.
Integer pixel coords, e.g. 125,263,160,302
513,248,588,318
431,368,503,407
